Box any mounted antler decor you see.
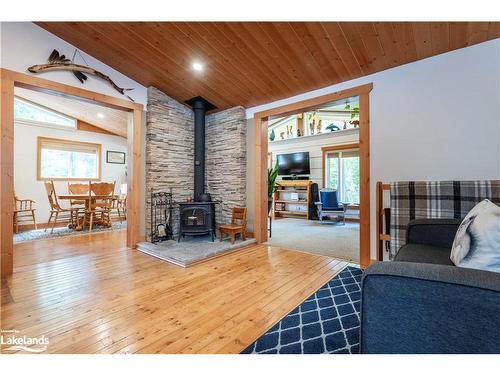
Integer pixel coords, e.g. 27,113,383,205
27,49,135,101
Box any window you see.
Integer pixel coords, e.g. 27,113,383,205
268,96,360,142
268,115,298,141
325,149,360,204
14,97,76,129
37,137,101,180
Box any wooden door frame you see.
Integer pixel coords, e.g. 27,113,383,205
1,68,143,278
254,83,373,268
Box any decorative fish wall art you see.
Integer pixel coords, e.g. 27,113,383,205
27,49,135,102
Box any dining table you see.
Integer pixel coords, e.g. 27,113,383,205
58,194,119,231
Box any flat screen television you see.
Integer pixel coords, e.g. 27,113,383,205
277,152,310,176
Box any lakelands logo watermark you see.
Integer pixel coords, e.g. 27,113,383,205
1,329,49,353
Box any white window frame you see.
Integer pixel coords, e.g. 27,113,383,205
325,149,360,204
14,97,77,130
37,136,102,181
268,116,298,141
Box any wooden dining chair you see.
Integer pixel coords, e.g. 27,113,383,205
67,182,90,209
111,194,127,223
13,192,37,233
219,207,247,244
84,181,115,232
44,181,80,233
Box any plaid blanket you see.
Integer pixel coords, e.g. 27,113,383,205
389,180,500,259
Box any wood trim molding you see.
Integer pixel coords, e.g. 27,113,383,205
126,109,142,248
1,70,15,278
254,83,373,268
254,116,269,243
321,142,360,188
0,68,143,112
36,136,102,181
358,92,370,268
254,83,373,120
77,120,121,137
0,68,142,278
321,142,360,153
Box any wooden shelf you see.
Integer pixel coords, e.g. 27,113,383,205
274,210,307,216
273,180,312,220
275,200,308,204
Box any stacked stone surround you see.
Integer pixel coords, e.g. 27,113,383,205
206,106,247,227
145,86,247,240
146,87,194,239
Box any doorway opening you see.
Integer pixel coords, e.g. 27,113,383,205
1,69,143,278
265,96,360,262
12,87,129,248
254,83,372,267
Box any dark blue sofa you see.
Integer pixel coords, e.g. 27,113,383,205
360,219,500,353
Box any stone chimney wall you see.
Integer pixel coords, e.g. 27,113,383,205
145,87,247,240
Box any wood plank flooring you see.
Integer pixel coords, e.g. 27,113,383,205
1,230,349,354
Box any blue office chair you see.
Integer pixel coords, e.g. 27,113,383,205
315,189,347,224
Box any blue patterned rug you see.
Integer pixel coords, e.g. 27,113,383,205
242,266,362,354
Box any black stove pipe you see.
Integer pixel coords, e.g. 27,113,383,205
185,96,217,202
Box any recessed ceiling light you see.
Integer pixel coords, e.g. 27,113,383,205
97,113,105,119
192,62,203,72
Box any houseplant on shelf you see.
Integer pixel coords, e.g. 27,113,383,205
268,160,279,214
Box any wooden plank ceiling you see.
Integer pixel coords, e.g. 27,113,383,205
36,22,500,111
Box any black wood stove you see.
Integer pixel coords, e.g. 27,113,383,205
177,96,218,242
178,202,216,241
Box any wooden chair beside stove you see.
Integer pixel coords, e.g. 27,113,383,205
219,207,247,244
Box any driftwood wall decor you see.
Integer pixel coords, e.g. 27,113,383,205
27,49,135,101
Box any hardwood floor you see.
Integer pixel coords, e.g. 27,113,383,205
1,230,350,354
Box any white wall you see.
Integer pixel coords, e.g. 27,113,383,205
0,22,147,106
14,122,127,224
269,129,359,188
246,38,500,259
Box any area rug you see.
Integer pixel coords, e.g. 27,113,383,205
241,266,362,354
137,236,257,267
13,221,127,243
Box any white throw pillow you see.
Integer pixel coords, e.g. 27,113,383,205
450,199,500,272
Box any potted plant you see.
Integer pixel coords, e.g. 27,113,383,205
268,160,279,214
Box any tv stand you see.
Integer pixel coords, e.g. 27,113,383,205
273,180,312,220
282,175,309,181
